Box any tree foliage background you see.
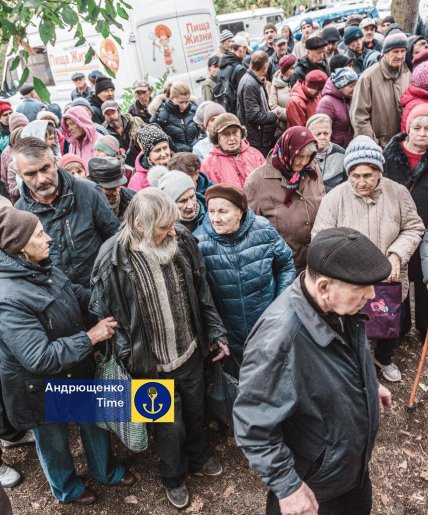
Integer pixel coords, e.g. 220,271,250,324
214,0,298,15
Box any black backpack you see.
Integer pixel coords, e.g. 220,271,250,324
212,65,237,114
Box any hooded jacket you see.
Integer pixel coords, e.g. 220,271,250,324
400,84,428,133
0,251,94,430
15,167,119,288
194,209,296,356
287,81,321,128
61,106,98,164
150,100,198,152
290,55,329,88
316,78,354,148
128,151,150,192
21,120,61,160
201,140,265,189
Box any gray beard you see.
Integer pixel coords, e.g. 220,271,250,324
137,236,178,265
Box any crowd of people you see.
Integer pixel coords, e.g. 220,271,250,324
0,9,428,515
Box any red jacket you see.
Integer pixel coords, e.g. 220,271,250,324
201,140,265,189
287,81,321,129
400,84,428,132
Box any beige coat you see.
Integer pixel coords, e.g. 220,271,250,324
268,71,292,131
0,195,11,208
312,177,424,300
350,57,411,148
245,153,325,273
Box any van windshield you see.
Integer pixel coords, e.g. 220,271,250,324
219,21,245,34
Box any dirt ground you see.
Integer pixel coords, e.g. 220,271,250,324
5,333,428,515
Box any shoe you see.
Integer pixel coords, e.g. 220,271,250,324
375,360,402,382
1,431,35,448
194,456,223,477
117,470,137,486
0,463,21,488
72,487,98,505
165,483,189,509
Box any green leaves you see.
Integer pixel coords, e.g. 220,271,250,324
62,6,79,26
84,46,94,64
10,55,20,70
17,67,29,88
39,19,55,45
33,76,50,103
117,5,128,20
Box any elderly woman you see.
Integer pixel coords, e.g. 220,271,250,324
384,103,428,341
268,55,297,133
201,114,265,189
130,124,172,191
194,184,296,369
61,106,98,164
244,126,325,273
0,207,135,504
313,136,424,382
306,113,346,192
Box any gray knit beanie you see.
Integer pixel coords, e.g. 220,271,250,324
344,135,385,174
382,31,408,54
158,171,195,201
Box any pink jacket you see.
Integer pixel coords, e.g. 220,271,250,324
128,151,149,192
201,140,265,189
61,106,98,167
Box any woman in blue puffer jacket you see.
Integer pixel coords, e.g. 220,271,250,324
194,184,296,371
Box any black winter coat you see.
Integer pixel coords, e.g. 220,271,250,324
0,252,94,430
16,168,120,288
89,93,104,125
237,70,277,149
290,56,329,88
117,187,135,222
90,225,227,377
150,100,198,153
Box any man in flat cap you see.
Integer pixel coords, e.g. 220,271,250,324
234,227,392,515
290,33,329,88
15,84,44,122
70,72,92,101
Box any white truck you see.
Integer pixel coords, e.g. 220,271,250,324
1,0,219,106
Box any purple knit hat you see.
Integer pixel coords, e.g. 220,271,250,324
412,62,428,90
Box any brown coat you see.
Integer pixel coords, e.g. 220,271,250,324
244,153,325,273
312,177,424,300
350,57,411,148
268,71,292,131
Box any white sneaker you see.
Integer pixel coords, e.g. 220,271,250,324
0,463,21,488
375,361,402,382
1,431,35,448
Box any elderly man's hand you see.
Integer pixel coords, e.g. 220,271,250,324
278,483,319,515
378,383,392,414
387,253,401,282
87,317,118,345
211,341,230,362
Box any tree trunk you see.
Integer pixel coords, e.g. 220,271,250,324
391,0,420,33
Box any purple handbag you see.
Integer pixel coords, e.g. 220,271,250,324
360,282,402,340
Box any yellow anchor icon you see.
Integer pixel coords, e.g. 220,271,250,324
143,386,163,416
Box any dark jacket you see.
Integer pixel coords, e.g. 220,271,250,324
128,99,151,123
16,168,120,288
118,187,135,221
259,44,275,57
421,229,428,283
237,70,277,149
71,85,92,101
215,52,247,114
0,252,94,430
267,52,281,83
15,98,45,122
194,209,296,354
150,100,199,153
233,277,380,502
290,55,329,88
89,93,104,125
196,172,213,196
364,39,383,53
181,196,206,233
104,113,145,166
90,225,227,377
345,47,373,76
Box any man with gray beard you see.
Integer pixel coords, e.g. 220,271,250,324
90,188,229,510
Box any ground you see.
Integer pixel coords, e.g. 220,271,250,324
6,333,428,515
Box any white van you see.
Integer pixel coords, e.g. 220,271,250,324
217,7,285,45
1,0,219,106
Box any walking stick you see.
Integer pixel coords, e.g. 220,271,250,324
407,330,428,412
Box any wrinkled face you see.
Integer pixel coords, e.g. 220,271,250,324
73,77,86,89
348,37,364,54
384,48,406,68
16,151,59,199
321,279,376,315
101,185,121,208
413,39,428,56
341,82,357,98
21,221,52,263
310,122,331,151
275,41,287,57
349,164,381,196
217,126,242,153
152,222,176,246
176,188,197,218
222,38,233,50
362,25,376,42
326,41,337,54
135,89,151,107
148,141,171,165
307,47,325,63
97,88,115,102
0,110,12,126
65,118,85,139
264,28,277,44
409,116,428,148
171,94,190,113
65,163,86,178
301,23,313,38
104,108,121,128
208,197,243,235
292,145,314,172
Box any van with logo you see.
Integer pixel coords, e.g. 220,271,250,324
1,0,219,106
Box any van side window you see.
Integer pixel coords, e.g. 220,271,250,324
266,15,283,25
219,21,245,35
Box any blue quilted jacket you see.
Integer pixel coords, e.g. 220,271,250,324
194,209,296,357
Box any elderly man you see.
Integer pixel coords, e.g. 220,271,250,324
351,31,410,148
267,35,289,82
128,80,152,123
360,18,382,52
88,157,135,222
90,188,229,510
215,29,234,57
343,26,373,76
290,34,329,88
234,227,392,515
70,72,92,101
102,100,144,166
14,137,119,288
15,84,44,122
89,75,115,124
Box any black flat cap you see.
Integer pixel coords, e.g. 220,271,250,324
71,72,85,81
329,54,354,73
19,84,34,96
322,27,341,43
307,228,392,285
88,157,126,188
306,36,328,50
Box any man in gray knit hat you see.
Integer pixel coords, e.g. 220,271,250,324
214,29,234,57
234,227,393,515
